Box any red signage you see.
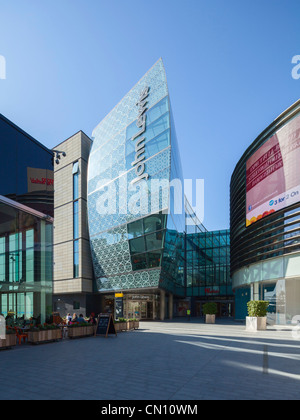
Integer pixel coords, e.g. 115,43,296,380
30,177,54,186
205,287,219,295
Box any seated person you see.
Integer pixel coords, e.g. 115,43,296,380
77,314,86,323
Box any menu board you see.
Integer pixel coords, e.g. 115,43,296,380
95,314,117,338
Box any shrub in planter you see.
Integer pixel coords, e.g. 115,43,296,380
246,301,269,331
114,318,127,332
203,302,217,324
28,324,61,343
68,323,94,338
247,301,269,317
126,318,135,330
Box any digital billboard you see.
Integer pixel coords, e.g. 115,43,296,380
246,114,300,226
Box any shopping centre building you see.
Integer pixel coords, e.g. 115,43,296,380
50,59,232,320
231,99,300,324
85,59,232,319
0,114,54,323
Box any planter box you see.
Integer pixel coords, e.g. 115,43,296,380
28,329,62,344
115,322,127,332
205,315,216,324
68,325,95,339
126,321,134,331
114,323,123,333
0,334,16,349
246,317,267,331
133,321,139,330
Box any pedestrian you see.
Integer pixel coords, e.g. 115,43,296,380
187,309,191,321
66,313,72,325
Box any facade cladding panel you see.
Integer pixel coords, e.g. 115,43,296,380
230,99,300,323
88,59,185,296
0,114,54,217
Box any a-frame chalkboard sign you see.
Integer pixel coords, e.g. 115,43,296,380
95,313,117,338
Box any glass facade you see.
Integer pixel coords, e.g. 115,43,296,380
0,197,53,324
186,229,231,298
88,59,185,298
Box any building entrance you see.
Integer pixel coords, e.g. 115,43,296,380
128,300,153,320
196,301,234,318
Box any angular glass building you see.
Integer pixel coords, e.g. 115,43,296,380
87,59,186,319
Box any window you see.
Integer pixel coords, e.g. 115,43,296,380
129,237,145,255
74,240,79,278
73,301,80,310
74,201,79,239
127,219,143,239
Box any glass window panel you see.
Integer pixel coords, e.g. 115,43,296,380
131,254,147,271
127,219,144,239
26,229,34,283
74,201,79,239
25,292,34,319
72,161,79,174
148,251,162,268
73,172,79,200
0,237,5,281
145,231,164,251
129,237,145,254
74,239,79,278
144,214,166,234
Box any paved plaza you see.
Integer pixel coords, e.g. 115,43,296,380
1,319,300,400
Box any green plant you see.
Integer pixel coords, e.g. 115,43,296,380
247,301,269,317
202,302,218,315
68,322,91,328
29,323,60,332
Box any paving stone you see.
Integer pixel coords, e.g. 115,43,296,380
1,319,300,400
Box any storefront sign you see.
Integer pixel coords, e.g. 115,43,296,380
205,287,220,295
27,167,54,192
131,295,151,301
131,86,150,185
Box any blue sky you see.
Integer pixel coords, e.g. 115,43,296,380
0,0,300,230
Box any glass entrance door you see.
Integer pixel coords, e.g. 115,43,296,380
128,300,153,319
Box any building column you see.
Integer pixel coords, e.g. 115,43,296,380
169,293,173,320
160,289,165,321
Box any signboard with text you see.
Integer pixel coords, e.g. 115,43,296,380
246,114,300,226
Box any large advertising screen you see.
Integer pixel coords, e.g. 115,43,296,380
246,114,300,226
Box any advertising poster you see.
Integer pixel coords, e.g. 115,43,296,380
246,114,300,226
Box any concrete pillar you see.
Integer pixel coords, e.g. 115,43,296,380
169,293,173,320
160,289,165,321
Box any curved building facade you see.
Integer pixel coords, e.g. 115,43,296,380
87,59,185,319
231,99,300,324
